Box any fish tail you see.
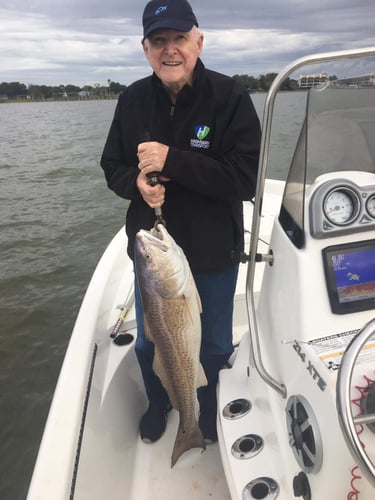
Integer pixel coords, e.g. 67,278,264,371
171,422,206,467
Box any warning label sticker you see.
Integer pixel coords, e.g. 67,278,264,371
309,329,375,371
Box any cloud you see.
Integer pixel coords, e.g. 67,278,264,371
0,0,374,86
0,7,144,85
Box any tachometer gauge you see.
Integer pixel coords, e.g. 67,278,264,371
366,194,375,219
323,188,359,225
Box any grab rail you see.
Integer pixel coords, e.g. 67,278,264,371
246,46,375,399
336,318,375,487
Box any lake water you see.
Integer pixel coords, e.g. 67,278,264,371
0,92,306,499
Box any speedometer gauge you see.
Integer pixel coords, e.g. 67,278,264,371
323,188,359,225
366,194,375,219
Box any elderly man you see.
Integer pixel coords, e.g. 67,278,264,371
101,0,261,444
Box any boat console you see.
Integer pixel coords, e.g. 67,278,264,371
218,48,375,500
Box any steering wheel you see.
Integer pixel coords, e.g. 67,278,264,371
336,318,375,487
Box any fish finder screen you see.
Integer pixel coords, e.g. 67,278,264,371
323,240,375,314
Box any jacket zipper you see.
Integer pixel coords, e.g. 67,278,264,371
169,105,175,144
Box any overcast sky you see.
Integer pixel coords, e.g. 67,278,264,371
1,0,374,87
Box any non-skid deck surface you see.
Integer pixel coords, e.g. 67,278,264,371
128,409,231,499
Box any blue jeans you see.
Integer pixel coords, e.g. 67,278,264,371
134,265,239,409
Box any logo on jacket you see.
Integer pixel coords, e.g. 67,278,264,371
191,125,211,149
155,6,167,15
195,125,210,140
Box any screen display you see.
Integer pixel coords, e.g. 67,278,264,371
323,240,375,314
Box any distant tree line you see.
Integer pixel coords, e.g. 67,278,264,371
0,74,300,101
0,81,127,101
232,73,298,92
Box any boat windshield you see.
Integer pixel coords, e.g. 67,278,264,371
279,83,375,248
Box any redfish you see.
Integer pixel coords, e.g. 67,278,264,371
134,224,207,467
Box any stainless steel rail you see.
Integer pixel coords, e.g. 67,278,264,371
336,318,375,487
245,46,375,399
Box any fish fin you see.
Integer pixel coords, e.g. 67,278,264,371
171,421,206,468
194,282,202,314
183,288,202,327
197,363,208,388
153,348,179,409
183,275,202,313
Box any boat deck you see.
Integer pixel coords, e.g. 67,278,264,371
27,183,284,500
73,319,233,500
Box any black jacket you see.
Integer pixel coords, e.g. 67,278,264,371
101,59,261,273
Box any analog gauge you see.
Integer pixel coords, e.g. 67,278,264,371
323,188,358,225
366,194,375,219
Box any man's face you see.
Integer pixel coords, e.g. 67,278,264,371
143,28,203,91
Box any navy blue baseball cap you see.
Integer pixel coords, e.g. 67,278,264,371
142,0,199,40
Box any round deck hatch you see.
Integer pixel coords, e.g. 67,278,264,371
232,434,264,459
223,398,251,419
242,477,279,499
113,333,134,346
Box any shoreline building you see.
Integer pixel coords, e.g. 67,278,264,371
298,72,329,89
335,73,375,88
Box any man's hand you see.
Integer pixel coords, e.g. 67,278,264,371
137,141,170,182
136,171,166,209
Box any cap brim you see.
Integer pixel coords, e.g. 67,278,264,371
143,19,195,40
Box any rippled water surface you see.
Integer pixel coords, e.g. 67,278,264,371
0,92,306,499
